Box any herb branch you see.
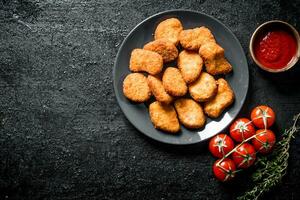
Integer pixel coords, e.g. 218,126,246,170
237,113,300,200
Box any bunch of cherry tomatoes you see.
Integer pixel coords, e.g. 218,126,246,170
209,105,276,181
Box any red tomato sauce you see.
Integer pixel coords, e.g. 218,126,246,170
253,29,297,69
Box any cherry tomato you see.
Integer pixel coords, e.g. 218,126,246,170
252,129,276,154
229,118,256,142
251,105,275,129
232,143,256,169
209,134,235,158
213,158,236,181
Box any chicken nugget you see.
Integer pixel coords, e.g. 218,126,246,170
162,67,187,96
204,78,235,118
154,18,183,45
143,39,178,63
123,73,151,103
149,101,180,133
189,72,217,102
129,49,163,75
178,50,203,84
147,75,173,104
174,98,206,129
199,42,232,75
179,27,216,50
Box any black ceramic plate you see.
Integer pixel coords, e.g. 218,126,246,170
113,10,248,145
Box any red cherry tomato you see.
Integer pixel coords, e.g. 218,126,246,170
209,134,235,158
213,158,237,181
251,105,275,129
229,118,256,142
252,129,276,154
232,143,256,169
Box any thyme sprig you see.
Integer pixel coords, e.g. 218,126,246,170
237,113,300,200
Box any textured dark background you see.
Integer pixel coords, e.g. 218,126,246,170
1,0,300,199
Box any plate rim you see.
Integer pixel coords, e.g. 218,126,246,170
113,9,249,145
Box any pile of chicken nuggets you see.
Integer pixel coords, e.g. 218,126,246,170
123,18,235,133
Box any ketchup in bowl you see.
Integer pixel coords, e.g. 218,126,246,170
254,30,297,70
250,20,300,72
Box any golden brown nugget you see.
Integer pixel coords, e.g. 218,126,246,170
199,42,232,75
162,67,187,97
123,73,151,103
204,78,235,118
178,50,203,84
149,101,180,133
143,39,178,63
174,98,206,129
154,18,183,45
179,27,216,50
129,49,163,75
147,75,173,104
189,72,217,102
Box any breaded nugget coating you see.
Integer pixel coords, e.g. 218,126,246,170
204,78,235,118
179,27,216,50
143,39,178,63
147,75,173,104
154,18,183,45
174,98,206,129
178,50,203,84
199,42,232,75
199,41,224,59
149,101,180,133
123,73,151,103
162,67,187,97
129,49,163,75
189,72,217,102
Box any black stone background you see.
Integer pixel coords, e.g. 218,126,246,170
0,0,300,199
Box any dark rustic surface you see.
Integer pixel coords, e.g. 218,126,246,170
1,0,300,199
